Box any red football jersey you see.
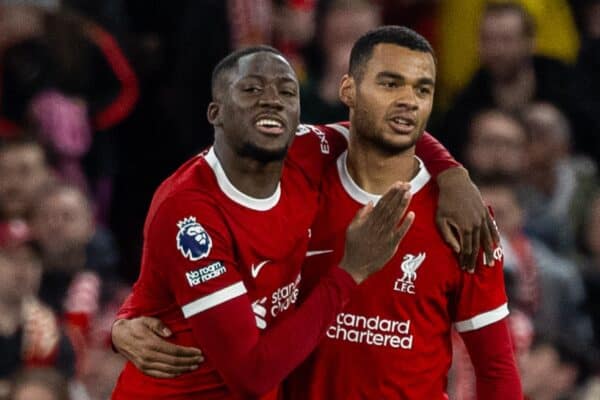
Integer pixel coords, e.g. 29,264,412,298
112,127,348,399
283,151,508,400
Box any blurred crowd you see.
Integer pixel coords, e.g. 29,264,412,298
0,1,598,399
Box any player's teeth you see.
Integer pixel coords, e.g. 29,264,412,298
257,119,282,127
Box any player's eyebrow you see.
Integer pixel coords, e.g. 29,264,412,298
376,71,435,86
241,74,298,85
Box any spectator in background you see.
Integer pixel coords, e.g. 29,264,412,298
0,241,75,398
0,5,139,224
9,367,69,400
439,2,594,162
463,108,528,180
479,176,592,346
572,0,600,165
29,183,119,375
520,335,592,400
300,0,380,123
579,193,600,353
0,136,52,222
520,102,599,257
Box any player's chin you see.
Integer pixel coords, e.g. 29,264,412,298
239,140,289,163
381,132,419,152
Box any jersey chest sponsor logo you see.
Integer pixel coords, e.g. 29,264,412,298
327,313,414,349
185,261,226,287
251,273,301,329
393,252,426,295
176,216,212,261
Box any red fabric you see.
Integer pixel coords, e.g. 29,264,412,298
86,24,139,130
188,267,355,398
112,127,351,399
416,132,462,177
461,319,523,399
283,156,507,399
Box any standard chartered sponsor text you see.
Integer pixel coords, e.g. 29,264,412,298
327,313,413,349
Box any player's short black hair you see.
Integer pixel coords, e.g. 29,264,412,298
211,45,284,98
484,2,536,38
349,26,435,82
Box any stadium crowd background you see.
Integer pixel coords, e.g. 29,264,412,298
0,0,599,399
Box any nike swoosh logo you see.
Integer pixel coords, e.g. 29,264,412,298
305,250,334,257
251,260,270,279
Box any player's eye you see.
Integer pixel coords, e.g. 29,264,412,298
379,81,399,89
243,86,262,93
417,86,432,96
280,89,297,97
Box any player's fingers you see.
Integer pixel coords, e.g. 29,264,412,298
487,210,500,244
393,211,415,242
139,368,181,379
138,357,200,374
459,229,473,271
466,226,481,273
374,183,411,227
438,219,460,253
143,317,172,338
481,218,495,267
148,340,203,359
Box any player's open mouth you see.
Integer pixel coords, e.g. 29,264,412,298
388,116,416,134
255,117,285,135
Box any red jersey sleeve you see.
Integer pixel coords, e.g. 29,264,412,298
148,194,243,313
415,132,461,177
147,192,357,397
461,319,523,399
451,242,509,333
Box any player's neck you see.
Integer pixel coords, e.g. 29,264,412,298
346,138,418,195
213,143,283,199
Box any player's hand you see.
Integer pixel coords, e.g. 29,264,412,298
435,167,499,272
111,317,204,378
340,182,415,284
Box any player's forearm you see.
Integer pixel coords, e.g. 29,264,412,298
415,132,461,177
461,319,523,399
188,267,356,397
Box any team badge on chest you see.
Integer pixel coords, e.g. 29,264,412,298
394,253,426,294
176,216,212,261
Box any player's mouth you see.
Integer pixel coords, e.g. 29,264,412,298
387,115,416,135
254,115,285,136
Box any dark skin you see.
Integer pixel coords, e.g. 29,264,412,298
112,51,498,378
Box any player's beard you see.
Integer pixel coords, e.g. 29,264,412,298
353,103,421,156
238,141,289,163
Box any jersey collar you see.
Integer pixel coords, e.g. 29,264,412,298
336,150,431,205
204,147,281,211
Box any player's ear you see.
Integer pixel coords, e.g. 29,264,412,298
207,101,223,126
339,74,356,108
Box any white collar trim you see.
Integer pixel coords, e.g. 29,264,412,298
204,148,281,211
336,151,431,205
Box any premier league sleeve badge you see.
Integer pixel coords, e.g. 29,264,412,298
176,216,213,261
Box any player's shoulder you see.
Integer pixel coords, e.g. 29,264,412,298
290,122,350,155
145,153,223,232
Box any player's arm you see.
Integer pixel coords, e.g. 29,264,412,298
129,185,413,396
415,133,499,272
453,238,521,399
111,292,204,378
460,319,523,399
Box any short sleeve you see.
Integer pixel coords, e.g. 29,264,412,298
146,193,247,319
451,243,509,333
